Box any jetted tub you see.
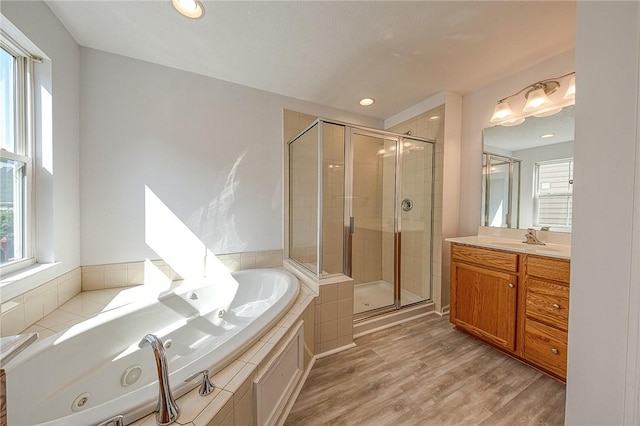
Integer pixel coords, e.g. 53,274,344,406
5,268,299,426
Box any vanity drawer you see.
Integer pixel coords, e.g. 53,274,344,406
526,279,570,331
451,244,519,272
526,256,570,284
524,320,568,379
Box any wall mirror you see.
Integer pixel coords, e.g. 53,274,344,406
482,105,575,232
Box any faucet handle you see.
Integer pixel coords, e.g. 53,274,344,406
185,369,215,396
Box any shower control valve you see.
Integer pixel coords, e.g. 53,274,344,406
401,198,414,212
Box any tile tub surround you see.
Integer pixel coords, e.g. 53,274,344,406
283,260,355,356
7,272,315,426
80,250,285,292
314,280,354,355
131,287,316,426
2,249,284,339
0,268,81,337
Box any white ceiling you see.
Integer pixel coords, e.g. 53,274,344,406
44,0,576,120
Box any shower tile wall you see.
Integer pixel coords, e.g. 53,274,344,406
351,138,386,285
288,122,319,269
321,123,345,275
388,105,445,307
284,111,345,276
284,110,318,269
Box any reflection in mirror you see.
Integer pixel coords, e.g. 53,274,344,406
482,154,520,228
482,105,574,232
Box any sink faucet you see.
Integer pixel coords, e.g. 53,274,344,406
523,228,546,245
139,334,180,425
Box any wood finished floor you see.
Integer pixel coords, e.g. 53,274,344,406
285,314,565,426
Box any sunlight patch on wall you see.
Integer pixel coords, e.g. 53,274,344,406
145,185,207,280
144,185,239,293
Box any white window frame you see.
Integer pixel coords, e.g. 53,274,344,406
533,158,574,230
1,31,35,276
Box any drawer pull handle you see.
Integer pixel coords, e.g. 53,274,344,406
551,348,559,355
508,283,515,288
552,303,561,310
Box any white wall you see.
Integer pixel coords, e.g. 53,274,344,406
2,1,81,276
566,2,640,424
79,48,380,265
459,50,575,236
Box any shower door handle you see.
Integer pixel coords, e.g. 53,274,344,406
349,217,355,234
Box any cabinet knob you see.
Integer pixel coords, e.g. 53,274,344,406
552,303,561,310
508,283,515,288
551,348,559,355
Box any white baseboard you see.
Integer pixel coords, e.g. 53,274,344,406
315,342,357,359
436,305,450,316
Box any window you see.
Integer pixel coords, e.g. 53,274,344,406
1,33,34,274
534,159,573,229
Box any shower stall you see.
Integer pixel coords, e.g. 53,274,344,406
288,119,435,320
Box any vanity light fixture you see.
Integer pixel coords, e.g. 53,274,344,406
490,72,575,126
564,75,576,99
359,98,375,106
172,0,204,19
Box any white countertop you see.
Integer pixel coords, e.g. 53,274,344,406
446,235,571,260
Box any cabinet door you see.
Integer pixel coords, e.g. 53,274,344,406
451,262,518,351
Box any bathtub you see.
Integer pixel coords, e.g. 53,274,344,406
5,268,299,426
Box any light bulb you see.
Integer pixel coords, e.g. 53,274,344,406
178,0,197,11
523,87,552,112
490,101,514,123
172,0,204,18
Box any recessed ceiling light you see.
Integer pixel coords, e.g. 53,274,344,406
172,0,205,19
429,115,440,120
359,98,375,106
540,133,556,139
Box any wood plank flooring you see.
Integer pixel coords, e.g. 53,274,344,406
285,314,565,426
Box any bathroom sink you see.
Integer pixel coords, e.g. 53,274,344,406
446,235,570,259
488,241,527,249
480,239,569,256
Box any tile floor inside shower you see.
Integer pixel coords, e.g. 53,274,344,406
353,280,424,314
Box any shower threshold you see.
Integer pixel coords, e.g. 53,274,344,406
353,280,425,315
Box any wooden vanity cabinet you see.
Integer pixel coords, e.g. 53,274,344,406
450,244,519,352
450,243,571,381
523,256,570,380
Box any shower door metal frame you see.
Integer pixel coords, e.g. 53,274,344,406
346,128,401,320
344,126,435,321
286,118,435,320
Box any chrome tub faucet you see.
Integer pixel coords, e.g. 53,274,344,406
523,228,546,245
139,334,180,425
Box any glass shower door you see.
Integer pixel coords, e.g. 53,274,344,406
399,139,434,306
350,131,397,315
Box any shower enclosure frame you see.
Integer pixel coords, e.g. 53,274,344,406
287,118,436,320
